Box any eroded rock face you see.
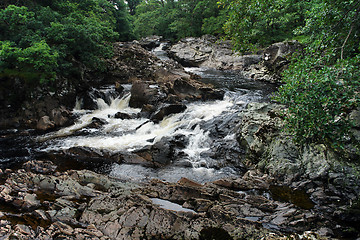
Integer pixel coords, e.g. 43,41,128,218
168,36,262,70
236,103,360,213
263,40,303,74
0,160,358,239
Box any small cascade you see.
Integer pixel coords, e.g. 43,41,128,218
183,125,211,167
35,68,277,183
152,42,170,61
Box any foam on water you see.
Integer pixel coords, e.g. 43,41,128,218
36,69,276,183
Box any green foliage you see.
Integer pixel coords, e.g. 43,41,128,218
274,54,360,148
133,0,226,40
295,0,360,59
127,0,142,15
0,1,133,87
272,0,360,148
221,0,360,149
0,40,58,84
219,0,308,51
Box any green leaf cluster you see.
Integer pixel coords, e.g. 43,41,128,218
219,0,308,52
273,0,360,149
133,0,227,40
0,0,133,87
274,55,360,149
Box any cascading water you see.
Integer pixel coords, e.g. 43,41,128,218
35,68,277,183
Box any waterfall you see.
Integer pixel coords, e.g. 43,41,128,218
35,68,277,183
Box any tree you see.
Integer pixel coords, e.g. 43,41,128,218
219,0,308,51
133,0,226,40
0,0,133,87
273,0,360,149
127,0,142,15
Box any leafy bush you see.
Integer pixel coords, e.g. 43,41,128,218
0,1,133,86
274,54,360,148
0,40,58,84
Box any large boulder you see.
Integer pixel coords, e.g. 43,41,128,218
129,81,162,108
151,104,187,122
138,35,162,50
263,40,303,74
168,36,262,70
36,116,55,131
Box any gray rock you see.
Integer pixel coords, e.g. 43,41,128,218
138,35,162,50
263,40,303,74
151,104,187,122
169,36,262,70
36,116,55,131
129,81,160,108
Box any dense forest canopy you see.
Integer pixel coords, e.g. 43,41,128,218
0,0,133,87
133,0,227,40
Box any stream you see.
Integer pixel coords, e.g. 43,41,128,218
0,45,277,184
32,68,276,183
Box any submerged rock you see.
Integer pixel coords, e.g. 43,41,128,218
151,104,187,122
114,112,134,120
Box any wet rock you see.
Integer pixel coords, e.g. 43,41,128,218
23,160,57,174
199,87,225,101
50,106,72,127
151,104,187,122
36,116,55,131
138,35,162,50
130,137,173,167
114,112,134,120
263,40,303,74
88,117,107,129
129,81,161,108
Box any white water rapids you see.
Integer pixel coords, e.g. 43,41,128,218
36,68,276,183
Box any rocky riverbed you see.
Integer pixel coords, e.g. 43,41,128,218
0,159,347,239
1,36,360,239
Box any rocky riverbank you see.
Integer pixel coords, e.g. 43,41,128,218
168,35,303,83
0,159,346,239
1,103,360,239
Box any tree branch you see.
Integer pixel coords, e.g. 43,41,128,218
341,24,353,61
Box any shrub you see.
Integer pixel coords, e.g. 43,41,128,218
274,54,360,149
